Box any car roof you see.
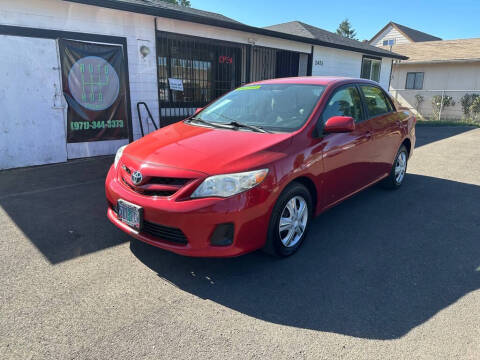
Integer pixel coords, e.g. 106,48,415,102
250,76,379,87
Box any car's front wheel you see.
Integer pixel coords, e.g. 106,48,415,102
263,182,312,257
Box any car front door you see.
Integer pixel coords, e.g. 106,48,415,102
319,84,375,207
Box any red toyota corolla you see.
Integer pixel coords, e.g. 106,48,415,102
106,77,415,257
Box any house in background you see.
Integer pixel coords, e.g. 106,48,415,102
369,22,441,47
385,39,480,120
266,21,397,87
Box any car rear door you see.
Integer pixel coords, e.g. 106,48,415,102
359,85,403,179
319,84,375,207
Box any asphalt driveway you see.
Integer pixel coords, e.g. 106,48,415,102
1,126,479,359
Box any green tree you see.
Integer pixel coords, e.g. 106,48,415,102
336,18,357,39
161,0,191,6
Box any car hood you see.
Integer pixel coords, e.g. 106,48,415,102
123,121,293,175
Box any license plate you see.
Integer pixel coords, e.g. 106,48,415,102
117,199,143,230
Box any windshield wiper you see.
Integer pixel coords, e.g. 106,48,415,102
222,121,272,133
204,111,272,133
187,117,235,130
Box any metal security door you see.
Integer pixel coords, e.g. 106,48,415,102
0,35,67,169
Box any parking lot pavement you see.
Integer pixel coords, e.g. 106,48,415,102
1,126,479,359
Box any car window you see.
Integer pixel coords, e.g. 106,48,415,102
322,86,364,123
360,85,391,117
196,84,325,132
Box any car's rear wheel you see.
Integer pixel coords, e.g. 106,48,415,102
263,183,312,257
381,145,408,189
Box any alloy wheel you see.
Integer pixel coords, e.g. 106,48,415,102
395,151,407,184
279,195,308,248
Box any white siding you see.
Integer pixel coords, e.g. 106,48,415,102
390,62,480,119
312,46,392,90
370,25,411,47
0,0,159,142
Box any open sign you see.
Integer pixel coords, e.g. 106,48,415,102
219,56,233,64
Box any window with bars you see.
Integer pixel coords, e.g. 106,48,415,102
156,32,244,126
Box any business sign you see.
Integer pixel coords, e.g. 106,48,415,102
168,78,184,92
59,39,129,143
219,55,233,64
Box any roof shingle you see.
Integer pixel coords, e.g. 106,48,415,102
264,21,405,59
391,22,442,43
383,39,480,63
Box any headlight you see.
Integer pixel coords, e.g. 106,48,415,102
114,145,127,169
191,169,269,198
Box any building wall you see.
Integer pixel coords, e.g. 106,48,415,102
389,61,480,119
0,0,159,142
370,25,410,47
312,46,392,90
0,0,312,146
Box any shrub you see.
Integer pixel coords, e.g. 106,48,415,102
469,96,480,120
432,95,455,120
414,94,424,111
460,93,480,117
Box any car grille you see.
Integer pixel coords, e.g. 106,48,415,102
121,177,176,197
120,165,193,197
142,220,188,245
149,177,191,186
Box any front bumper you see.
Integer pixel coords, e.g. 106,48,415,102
105,165,277,257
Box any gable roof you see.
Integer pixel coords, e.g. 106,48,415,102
65,1,407,59
370,22,441,44
264,21,406,59
384,38,480,64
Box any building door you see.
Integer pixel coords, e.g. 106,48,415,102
0,35,67,170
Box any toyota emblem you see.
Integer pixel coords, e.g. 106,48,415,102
131,171,143,185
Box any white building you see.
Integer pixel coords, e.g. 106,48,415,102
369,21,441,47
386,39,480,120
0,0,404,170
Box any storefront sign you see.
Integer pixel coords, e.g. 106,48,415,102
168,78,184,91
219,55,233,64
58,39,129,143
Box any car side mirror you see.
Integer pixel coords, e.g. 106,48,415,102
323,116,355,133
193,107,203,116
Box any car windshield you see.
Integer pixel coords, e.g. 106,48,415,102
190,84,326,132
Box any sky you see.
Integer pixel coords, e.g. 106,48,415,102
191,0,479,41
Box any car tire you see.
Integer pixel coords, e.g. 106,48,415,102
381,145,409,189
263,182,313,257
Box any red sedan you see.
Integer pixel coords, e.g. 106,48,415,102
106,77,416,257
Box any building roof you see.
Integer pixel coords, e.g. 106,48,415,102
264,21,405,59
384,38,480,64
108,0,243,24
370,21,442,43
65,0,407,59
